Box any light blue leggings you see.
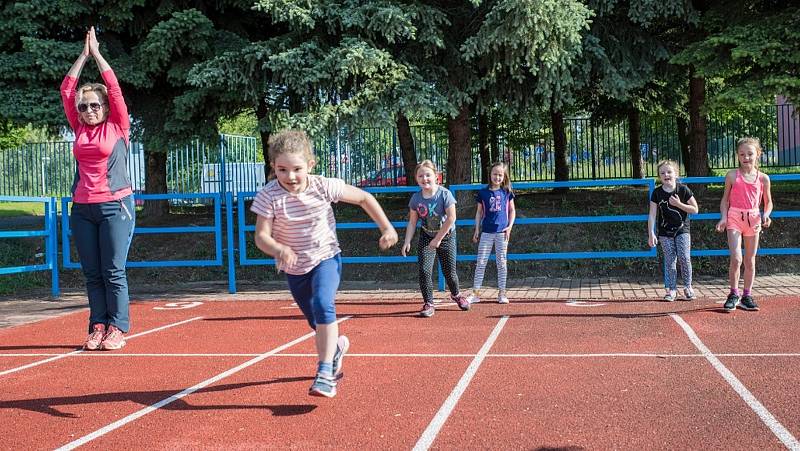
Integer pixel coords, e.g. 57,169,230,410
660,233,692,290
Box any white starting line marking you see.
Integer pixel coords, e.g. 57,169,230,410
153,302,203,310
0,317,203,377
566,300,606,307
413,316,508,451
671,313,800,450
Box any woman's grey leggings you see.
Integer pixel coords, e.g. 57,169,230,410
660,233,692,290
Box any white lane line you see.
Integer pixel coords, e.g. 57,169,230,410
4,352,799,358
413,316,508,451
55,316,350,451
671,314,800,450
0,317,203,377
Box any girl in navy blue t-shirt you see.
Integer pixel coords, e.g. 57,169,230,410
467,162,516,304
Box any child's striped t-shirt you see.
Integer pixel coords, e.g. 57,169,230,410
250,175,345,275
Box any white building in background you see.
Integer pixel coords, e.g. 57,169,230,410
201,162,266,196
776,96,799,165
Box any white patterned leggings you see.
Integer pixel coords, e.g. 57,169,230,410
660,233,692,290
473,232,509,292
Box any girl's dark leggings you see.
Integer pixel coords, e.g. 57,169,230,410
417,231,459,303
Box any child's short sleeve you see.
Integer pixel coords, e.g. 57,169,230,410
320,176,346,203
250,186,274,219
679,184,694,202
408,191,421,210
442,188,457,208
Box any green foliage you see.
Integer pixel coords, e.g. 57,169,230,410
0,120,29,149
463,0,591,111
672,4,800,108
218,111,259,137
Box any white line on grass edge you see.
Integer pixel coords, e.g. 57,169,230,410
671,313,800,450
54,316,351,451
413,316,509,451
0,317,203,377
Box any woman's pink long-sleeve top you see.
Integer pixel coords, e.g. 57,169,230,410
61,69,132,203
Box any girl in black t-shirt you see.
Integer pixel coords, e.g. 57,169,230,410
647,160,699,301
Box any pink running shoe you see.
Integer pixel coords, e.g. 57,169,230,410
452,293,470,311
100,325,126,350
84,324,106,351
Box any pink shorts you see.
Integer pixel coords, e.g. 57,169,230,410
727,207,761,236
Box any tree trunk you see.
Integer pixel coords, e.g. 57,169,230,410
478,112,491,184
687,75,710,196
447,103,472,207
687,76,710,177
628,108,644,179
143,150,169,217
396,112,417,186
489,112,499,164
551,108,569,192
676,116,691,172
255,99,272,181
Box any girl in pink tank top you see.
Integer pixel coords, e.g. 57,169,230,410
715,138,773,312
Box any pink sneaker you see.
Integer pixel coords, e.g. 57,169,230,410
451,293,470,311
100,325,126,350
84,324,106,350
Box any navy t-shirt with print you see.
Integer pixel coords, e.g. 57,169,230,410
408,187,457,235
474,188,514,233
650,184,694,237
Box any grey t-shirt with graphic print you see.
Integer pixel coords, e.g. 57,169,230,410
408,187,457,236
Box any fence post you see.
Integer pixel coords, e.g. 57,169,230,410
48,197,60,297
219,135,227,202
226,191,236,294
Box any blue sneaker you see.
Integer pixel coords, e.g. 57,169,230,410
332,335,349,378
309,373,337,398
739,295,759,311
724,293,739,311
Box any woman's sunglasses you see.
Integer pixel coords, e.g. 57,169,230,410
77,102,105,113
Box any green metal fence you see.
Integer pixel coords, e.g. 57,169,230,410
1,105,797,197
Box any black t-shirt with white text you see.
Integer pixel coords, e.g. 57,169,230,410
650,184,694,237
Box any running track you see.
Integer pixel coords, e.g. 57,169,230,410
1,295,799,450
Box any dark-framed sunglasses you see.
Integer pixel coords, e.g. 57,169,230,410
77,102,105,113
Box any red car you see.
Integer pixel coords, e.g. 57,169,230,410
357,166,443,187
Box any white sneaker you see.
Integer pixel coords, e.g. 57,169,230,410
683,287,696,301
498,295,509,304
332,335,349,377
466,294,480,304
663,289,677,302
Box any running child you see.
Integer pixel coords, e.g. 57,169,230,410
715,137,773,311
252,130,398,398
466,162,516,304
401,160,470,317
647,160,699,301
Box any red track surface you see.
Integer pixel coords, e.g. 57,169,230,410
1,296,798,449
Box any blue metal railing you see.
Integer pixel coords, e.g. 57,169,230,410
60,193,236,293
3,174,799,297
0,196,59,296
679,175,800,257
234,186,426,293
451,179,658,261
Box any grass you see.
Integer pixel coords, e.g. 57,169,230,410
0,239,50,295
0,202,47,217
